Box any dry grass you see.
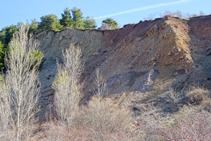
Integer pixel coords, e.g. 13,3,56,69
1,33,211,140
185,88,210,105
31,95,132,141
25,87,211,141
157,106,211,140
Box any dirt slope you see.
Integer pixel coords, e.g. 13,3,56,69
36,15,211,107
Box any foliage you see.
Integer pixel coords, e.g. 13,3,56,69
0,41,3,49
0,41,4,70
71,7,84,29
0,6,99,70
52,71,68,89
0,28,6,45
0,25,18,70
83,16,97,29
5,40,43,71
52,71,78,93
0,74,3,86
102,18,118,29
38,14,63,31
60,8,74,29
29,49,43,70
4,25,18,45
100,23,114,30
0,25,17,45
29,19,38,35
30,49,42,61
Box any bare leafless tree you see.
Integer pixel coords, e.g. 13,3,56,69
0,81,12,140
0,23,43,140
159,10,183,18
95,68,107,98
52,45,82,128
144,13,157,21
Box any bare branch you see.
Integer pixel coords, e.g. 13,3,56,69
0,23,43,140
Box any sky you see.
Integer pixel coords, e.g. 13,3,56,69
0,0,211,29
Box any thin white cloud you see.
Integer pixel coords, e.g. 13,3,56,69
94,0,192,19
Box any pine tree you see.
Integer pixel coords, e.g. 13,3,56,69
38,14,63,31
0,28,6,45
83,16,97,29
102,18,118,29
29,19,38,35
4,25,18,45
0,25,17,50
60,8,74,29
0,41,4,70
0,25,18,70
71,7,84,29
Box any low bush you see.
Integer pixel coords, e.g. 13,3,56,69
185,88,210,105
157,106,211,140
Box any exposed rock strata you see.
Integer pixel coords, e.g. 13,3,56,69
36,15,211,106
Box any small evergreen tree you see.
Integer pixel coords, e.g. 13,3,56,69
0,25,18,45
102,18,118,29
60,8,74,29
29,19,38,35
71,7,84,28
0,28,6,45
83,16,97,29
0,25,18,70
38,14,63,31
0,41,4,70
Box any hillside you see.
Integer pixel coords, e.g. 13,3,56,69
1,14,210,141
37,15,211,109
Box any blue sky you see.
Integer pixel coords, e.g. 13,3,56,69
0,0,210,29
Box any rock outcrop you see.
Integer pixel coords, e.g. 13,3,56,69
36,15,211,106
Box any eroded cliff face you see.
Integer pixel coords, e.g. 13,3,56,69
36,29,106,105
36,15,211,106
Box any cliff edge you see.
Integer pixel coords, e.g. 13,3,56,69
36,15,211,106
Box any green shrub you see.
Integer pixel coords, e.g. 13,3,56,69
5,41,43,71
0,41,4,70
0,75,4,86
29,49,43,70
52,71,69,89
102,18,118,29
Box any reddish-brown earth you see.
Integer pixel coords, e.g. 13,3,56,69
37,15,211,109
23,14,211,141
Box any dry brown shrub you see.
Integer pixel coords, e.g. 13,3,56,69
157,106,211,140
185,88,210,105
73,68,132,139
36,94,132,141
46,66,133,140
56,94,131,140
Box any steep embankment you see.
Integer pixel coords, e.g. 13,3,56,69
36,15,211,106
